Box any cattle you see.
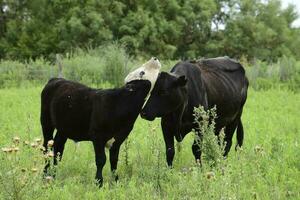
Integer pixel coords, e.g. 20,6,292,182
140,57,249,167
41,58,161,187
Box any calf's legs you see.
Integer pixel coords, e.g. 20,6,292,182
43,132,67,176
53,133,67,166
109,144,120,181
93,140,106,187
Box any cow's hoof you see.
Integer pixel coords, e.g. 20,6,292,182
167,164,174,169
96,178,103,188
114,175,119,182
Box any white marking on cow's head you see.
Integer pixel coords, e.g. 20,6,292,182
124,57,161,90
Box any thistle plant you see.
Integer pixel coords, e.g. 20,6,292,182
0,135,51,199
193,106,225,168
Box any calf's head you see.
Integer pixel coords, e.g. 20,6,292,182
124,79,152,99
140,72,187,121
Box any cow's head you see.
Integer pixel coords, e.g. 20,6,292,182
140,72,188,121
125,57,161,91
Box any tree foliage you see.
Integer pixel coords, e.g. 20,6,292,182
0,0,299,61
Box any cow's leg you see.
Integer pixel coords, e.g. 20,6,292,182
109,141,122,182
164,135,175,167
53,133,67,166
41,111,54,153
192,131,202,164
235,118,244,150
43,132,67,176
161,121,175,167
41,125,54,175
93,140,106,187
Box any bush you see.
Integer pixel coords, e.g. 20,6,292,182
278,56,296,82
245,57,300,92
0,43,132,88
101,43,131,87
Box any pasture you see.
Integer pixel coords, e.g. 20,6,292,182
0,85,299,199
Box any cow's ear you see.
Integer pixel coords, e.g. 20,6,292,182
175,75,187,87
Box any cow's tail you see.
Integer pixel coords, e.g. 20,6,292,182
40,78,63,152
235,118,244,150
235,76,248,150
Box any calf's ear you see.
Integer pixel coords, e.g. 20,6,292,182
175,75,187,87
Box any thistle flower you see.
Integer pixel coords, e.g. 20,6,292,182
35,138,42,144
47,151,54,158
254,145,264,153
30,143,38,148
2,147,11,153
12,147,19,152
206,171,215,180
47,140,54,147
45,176,54,182
7,148,13,153
13,136,20,144
39,146,46,152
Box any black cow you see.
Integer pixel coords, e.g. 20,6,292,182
140,57,249,166
41,78,151,186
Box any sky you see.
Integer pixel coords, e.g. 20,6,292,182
281,0,300,27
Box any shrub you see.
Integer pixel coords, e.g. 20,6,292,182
245,57,300,92
100,43,131,87
278,56,296,82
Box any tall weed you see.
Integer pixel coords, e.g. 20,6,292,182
193,106,225,168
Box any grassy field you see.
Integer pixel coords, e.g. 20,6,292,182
0,85,299,200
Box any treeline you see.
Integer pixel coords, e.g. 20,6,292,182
0,0,299,61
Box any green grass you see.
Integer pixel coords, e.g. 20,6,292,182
0,86,299,199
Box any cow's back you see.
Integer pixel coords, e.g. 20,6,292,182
199,58,248,126
172,57,248,128
41,78,97,140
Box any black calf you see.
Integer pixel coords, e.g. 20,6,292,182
41,78,151,186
